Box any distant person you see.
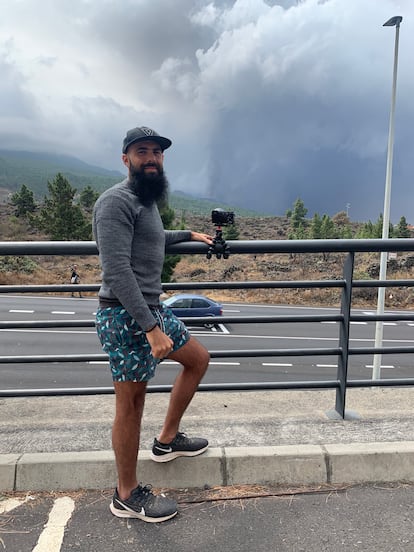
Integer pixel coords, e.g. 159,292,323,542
70,264,82,297
93,126,213,523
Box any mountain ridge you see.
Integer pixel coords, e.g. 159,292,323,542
0,150,266,217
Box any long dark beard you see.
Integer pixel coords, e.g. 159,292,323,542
129,164,169,207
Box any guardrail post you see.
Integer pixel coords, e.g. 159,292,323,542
335,251,354,418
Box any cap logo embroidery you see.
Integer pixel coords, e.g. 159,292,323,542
141,127,154,137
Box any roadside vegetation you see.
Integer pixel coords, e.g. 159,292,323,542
1,177,414,310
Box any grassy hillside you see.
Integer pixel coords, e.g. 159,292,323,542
0,150,124,198
0,150,266,217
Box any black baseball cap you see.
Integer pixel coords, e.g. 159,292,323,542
122,126,172,153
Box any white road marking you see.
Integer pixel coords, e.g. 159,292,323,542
218,323,230,333
51,311,76,315
262,362,293,367
32,496,75,552
383,322,397,326
9,309,34,313
350,321,367,325
0,495,34,513
316,364,338,368
365,365,395,369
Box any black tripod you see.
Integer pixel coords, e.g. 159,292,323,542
206,226,230,259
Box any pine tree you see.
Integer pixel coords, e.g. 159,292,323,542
395,216,410,238
33,173,91,240
310,213,323,239
224,223,240,240
79,186,99,211
10,184,37,217
291,198,308,230
320,214,337,239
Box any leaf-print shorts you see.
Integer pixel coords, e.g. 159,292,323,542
95,304,190,382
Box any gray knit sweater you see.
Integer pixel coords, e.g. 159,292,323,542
92,179,191,330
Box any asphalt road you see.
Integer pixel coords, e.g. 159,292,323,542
1,483,413,552
1,295,414,390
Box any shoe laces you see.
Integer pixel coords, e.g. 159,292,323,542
173,431,187,445
132,483,154,504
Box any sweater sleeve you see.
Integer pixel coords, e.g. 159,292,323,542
165,229,192,246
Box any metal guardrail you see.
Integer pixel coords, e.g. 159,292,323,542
1,238,414,418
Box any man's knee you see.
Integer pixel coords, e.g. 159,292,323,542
190,345,210,376
114,382,147,416
199,347,210,369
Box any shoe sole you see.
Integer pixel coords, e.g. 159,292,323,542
150,445,208,463
110,502,177,523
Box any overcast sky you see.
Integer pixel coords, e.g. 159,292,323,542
0,0,412,221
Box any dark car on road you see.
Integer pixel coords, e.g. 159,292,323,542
162,293,223,328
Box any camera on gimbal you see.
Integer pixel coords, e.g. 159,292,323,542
207,208,235,260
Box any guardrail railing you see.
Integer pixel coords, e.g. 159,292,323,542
1,238,414,418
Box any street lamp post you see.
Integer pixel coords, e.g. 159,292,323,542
372,16,403,380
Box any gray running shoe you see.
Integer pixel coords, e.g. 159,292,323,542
110,484,177,523
151,431,208,463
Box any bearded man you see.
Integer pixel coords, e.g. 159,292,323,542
93,126,213,523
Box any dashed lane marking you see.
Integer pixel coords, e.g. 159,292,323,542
9,309,34,313
32,496,75,552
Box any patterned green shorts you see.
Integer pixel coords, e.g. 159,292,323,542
95,304,190,382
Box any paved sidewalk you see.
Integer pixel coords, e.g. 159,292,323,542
0,387,413,491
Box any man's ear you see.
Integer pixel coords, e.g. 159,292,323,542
122,154,129,168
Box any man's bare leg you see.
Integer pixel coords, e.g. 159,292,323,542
157,336,209,444
112,381,147,500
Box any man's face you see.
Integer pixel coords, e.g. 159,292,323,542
122,140,168,206
122,140,164,177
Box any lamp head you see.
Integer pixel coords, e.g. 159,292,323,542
383,16,403,27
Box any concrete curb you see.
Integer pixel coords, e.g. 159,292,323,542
2,441,414,492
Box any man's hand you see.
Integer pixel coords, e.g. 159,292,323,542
146,325,174,360
190,231,213,245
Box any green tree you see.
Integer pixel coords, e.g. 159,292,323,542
160,204,181,283
289,223,307,240
395,216,410,238
320,214,337,239
224,223,240,240
10,184,37,217
79,186,99,211
310,213,323,239
33,173,91,240
357,214,393,239
291,198,308,230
